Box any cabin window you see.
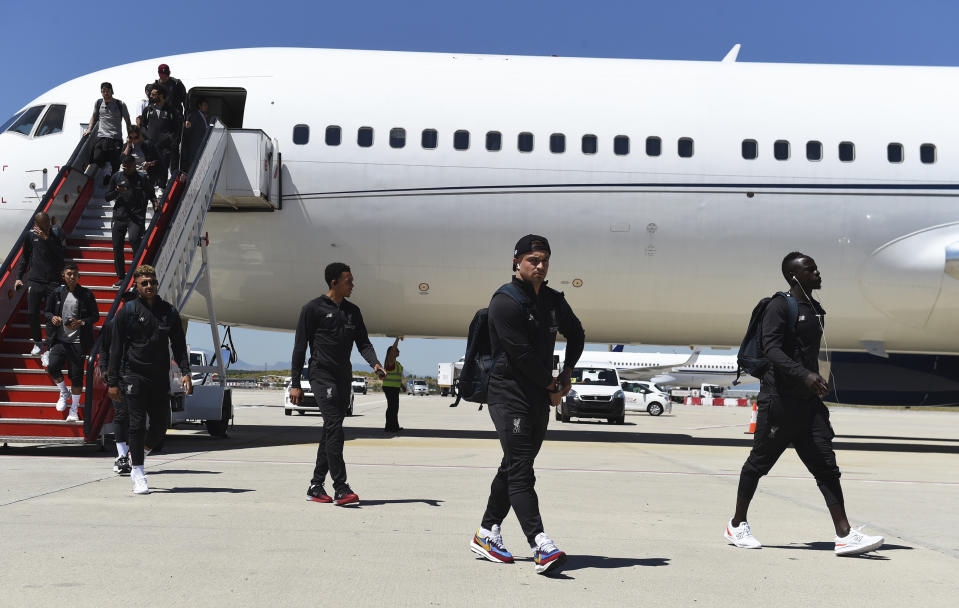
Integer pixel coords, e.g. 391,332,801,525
357,126,373,147
646,136,661,156
806,140,822,161
839,141,855,162
741,139,757,160
453,130,470,150
6,105,44,136
421,129,437,149
292,124,309,145
774,140,790,161
486,131,502,151
887,143,903,164
36,104,66,137
324,125,341,146
678,137,694,158
550,133,566,153
518,132,534,152
614,135,630,156
582,134,597,154
389,128,406,149
920,143,936,164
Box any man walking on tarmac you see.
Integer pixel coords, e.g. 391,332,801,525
725,252,883,556
470,235,585,576
290,262,386,506
43,263,98,422
107,265,191,494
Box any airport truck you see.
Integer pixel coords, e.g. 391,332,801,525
437,362,459,397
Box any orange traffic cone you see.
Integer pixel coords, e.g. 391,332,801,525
746,399,758,434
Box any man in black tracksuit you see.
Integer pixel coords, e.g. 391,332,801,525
108,265,191,495
105,156,156,286
14,212,66,355
470,235,584,577
140,86,182,188
290,262,385,507
725,252,883,556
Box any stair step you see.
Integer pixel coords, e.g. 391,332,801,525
0,403,82,420
0,421,84,438
0,436,86,445
0,384,85,392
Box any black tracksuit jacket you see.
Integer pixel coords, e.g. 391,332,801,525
108,295,189,385
105,170,155,223
44,284,99,352
760,294,826,403
290,295,380,389
15,225,66,284
487,277,585,407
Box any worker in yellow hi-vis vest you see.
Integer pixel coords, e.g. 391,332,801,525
382,337,404,433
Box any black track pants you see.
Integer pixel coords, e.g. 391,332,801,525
27,281,57,343
310,379,351,492
125,377,169,467
737,397,844,506
111,219,144,279
481,400,550,546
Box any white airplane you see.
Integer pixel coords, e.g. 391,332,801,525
4,47,959,404
560,349,751,387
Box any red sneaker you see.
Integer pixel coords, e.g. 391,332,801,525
334,486,359,506
306,484,333,503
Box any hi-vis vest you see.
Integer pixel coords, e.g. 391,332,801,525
382,361,403,388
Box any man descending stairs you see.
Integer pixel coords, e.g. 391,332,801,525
0,175,153,444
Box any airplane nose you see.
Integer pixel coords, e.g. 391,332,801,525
858,223,959,328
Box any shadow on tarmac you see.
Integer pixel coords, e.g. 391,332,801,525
354,498,444,507
152,486,255,494
4,423,958,457
561,555,671,571
765,541,913,554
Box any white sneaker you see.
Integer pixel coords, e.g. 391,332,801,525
29,343,41,356
835,526,883,556
725,519,762,549
55,388,71,412
40,351,50,367
65,405,79,422
131,467,149,495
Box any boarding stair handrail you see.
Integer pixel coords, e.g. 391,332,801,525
83,120,228,440
0,124,99,334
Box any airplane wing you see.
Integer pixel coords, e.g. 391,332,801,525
616,351,701,380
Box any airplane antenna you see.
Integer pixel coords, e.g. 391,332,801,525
721,44,741,63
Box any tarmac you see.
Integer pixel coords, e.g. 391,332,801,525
1,390,957,607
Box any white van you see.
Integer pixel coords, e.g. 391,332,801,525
621,381,672,416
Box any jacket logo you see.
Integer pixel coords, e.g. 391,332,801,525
512,418,522,434
799,315,806,321
325,313,334,318
327,387,333,398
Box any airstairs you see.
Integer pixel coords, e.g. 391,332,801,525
0,120,281,445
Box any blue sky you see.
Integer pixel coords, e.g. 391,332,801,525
3,0,957,374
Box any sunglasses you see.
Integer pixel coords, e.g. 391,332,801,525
137,279,158,286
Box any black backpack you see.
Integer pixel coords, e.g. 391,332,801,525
735,292,799,384
458,283,526,404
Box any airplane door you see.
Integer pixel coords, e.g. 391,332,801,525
186,87,247,128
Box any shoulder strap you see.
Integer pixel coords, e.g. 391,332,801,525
775,291,800,332
95,98,102,112
494,282,527,306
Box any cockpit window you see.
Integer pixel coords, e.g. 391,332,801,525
0,109,26,132
36,104,66,136
5,105,44,136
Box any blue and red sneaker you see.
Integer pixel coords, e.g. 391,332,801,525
533,533,567,575
470,525,514,563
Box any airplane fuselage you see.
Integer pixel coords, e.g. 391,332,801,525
3,48,959,355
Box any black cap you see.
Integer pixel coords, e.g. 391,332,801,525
513,234,551,258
